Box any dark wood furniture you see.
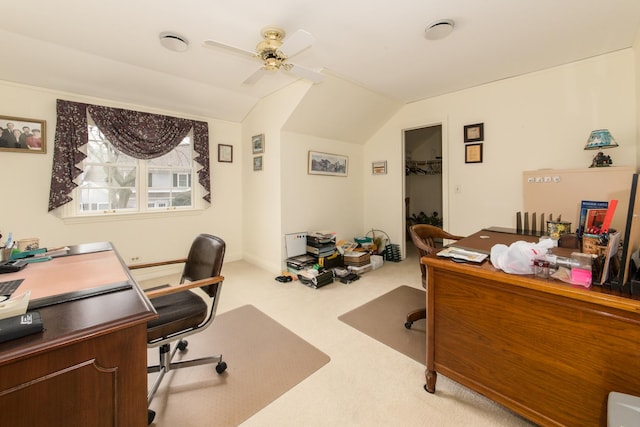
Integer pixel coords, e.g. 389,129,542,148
0,243,157,427
422,230,640,426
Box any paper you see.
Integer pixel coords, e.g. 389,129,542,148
437,247,488,263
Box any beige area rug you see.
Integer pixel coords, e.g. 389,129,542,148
338,285,426,364
149,305,330,427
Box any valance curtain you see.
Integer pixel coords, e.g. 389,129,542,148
48,99,210,211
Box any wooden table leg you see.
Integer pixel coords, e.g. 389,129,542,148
425,369,437,393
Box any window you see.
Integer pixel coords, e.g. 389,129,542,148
74,125,195,215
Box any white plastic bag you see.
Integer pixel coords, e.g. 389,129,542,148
490,239,555,275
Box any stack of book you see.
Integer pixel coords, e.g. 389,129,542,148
306,232,336,258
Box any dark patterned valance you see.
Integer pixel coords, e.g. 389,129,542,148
48,99,210,211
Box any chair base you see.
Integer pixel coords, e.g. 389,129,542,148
405,307,426,329
147,339,227,424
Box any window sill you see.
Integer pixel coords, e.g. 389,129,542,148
59,207,206,225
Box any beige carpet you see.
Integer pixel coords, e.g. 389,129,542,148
338,285,426,364
148,304,330,427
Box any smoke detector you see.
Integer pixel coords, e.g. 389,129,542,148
159,32,189,52
424,20,454,40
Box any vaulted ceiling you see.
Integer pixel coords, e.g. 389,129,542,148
1,1,639,122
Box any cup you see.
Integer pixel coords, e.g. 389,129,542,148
0,247,11,262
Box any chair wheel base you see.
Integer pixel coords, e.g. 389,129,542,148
405,321,413,329
216,361,227,374
148,409,156,425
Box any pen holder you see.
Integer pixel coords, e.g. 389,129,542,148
0,248,11,262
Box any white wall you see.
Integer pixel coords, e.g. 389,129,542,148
0,81,244,266
241,81,310,272
280,132,364,262
364,49,637,253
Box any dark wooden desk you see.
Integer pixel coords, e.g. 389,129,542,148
0,243,157,427
422,232,640,426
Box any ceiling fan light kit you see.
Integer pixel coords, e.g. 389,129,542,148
159,32,189,52
424,19,455,40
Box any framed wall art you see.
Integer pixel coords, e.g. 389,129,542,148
465,143,483,164
217,144,233,163
372,160,387,175
463,122,484,143
308,150,348,177
251,134,265,154
0,115,46,153
253,155,263,171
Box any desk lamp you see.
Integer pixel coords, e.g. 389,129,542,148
585,129,618,167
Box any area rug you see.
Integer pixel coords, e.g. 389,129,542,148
338,285,426,364
148,304,330,427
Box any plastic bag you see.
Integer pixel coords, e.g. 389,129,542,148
490,239,555,275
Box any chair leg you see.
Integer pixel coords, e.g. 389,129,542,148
147,341,227,407
405,307,426,329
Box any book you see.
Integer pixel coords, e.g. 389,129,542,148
577,200,609,237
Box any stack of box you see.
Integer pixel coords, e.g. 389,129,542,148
344,251,372,275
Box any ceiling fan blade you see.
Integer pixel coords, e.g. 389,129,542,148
278,29,315,58
203,39,256,59
287,64,325,83
242,67,269,85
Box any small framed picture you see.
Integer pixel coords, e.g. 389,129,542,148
217,144,233,163
463,123,484,143
372,160,387,175
253,155,263,171
465,143,483,163
0,115,47,154
252,134,265,154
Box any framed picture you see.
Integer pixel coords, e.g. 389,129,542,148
465,143,483,164
252,134,265,154
217,144,233,163
372,160,387,175
0,115,46,153
308,151,348,177
253,155,263,171
463,122,484,143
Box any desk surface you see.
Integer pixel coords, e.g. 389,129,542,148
0,242,156,362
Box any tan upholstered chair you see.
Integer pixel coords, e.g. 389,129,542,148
405,224,463,329
129,233,227,425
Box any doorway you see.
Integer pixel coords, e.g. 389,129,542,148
403,125,443,245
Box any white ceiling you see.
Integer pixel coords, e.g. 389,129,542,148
1,0,639,122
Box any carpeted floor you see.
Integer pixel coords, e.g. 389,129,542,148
338,285,426,364
148,304,330,427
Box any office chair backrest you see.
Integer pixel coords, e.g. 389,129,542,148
182,234,226,297
410,224,463,286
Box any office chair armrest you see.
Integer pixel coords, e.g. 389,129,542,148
145,275,224,299
128,258,188,270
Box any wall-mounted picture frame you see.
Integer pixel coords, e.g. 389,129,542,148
252,134,265,154
217,144,233,163
0,115,46,154
465,143,483,164
463,122,484,143
308,150,348,177
372,160,387,175
253,155,263,171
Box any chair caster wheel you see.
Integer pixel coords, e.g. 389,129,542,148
177,340,188,351
147,409,156,425
216,361,227,374
405,321,413,329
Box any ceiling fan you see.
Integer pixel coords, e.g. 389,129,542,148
204,26,325,85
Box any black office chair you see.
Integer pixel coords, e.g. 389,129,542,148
405,224,463,329
129,234,227,425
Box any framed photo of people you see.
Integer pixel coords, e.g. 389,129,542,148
0,115,46,154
